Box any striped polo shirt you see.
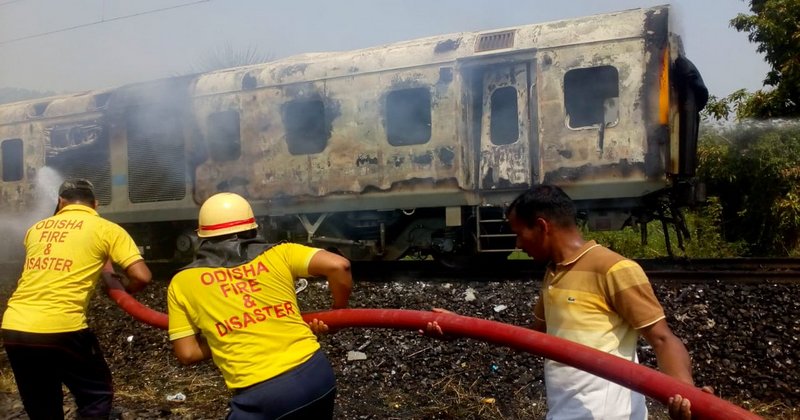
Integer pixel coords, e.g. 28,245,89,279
534,240,665,419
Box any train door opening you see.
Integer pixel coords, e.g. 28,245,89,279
478,63,533,191
470,61,536,257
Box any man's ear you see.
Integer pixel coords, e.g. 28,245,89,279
535,217,550,233
93,199,99,209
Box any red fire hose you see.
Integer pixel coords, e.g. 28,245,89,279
106,287,760,420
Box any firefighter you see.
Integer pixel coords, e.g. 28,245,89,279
1,178,152,419
166,192,352,419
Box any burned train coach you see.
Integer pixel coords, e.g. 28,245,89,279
0,5,706,263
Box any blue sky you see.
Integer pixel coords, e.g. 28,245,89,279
0,0,769,98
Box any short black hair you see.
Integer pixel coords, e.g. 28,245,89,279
58,178,96,204
506,184,577,228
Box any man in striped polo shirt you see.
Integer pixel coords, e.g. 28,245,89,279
427,184,711,419
506,185,707,419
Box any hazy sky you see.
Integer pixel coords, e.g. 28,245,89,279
0,0,769,98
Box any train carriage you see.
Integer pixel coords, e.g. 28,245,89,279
0,5,706,263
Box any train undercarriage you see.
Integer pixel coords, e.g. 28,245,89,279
126,182,699,267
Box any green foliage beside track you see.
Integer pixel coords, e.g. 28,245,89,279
508,195,748,260
588,123,800,259
695,123,800,256
586,197,748,259
681,0,800,258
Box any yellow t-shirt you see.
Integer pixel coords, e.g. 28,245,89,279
167,242,321,389
2,205,144,333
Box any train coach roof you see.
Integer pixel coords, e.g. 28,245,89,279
0,90,113,125
192,5,668,97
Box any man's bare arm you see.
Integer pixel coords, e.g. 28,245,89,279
639,319,693,385
172,334,212,365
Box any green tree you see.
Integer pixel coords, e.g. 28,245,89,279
703,89,753,121
706,0,800,120
696,123,800,255
696,1,800,256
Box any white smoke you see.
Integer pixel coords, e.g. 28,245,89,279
0,167,64,263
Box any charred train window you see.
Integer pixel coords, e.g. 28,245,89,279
564,66,619,129
386,88,431,146
45,124,112,205
283,99,327,155
490,86,519,145
51,125,100,148
1,138,23,181
207,110,241,161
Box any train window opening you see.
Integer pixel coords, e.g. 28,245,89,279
564,66,619,129
50,125,99,149
207,110,241,161
490,86,519,145
46,126,113,205
1,138,23,181
93,93,111,109
283,99,327,155
386,87,431,146
31,102,48,117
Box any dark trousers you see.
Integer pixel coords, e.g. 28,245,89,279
1,328,114,420
228,350,336,420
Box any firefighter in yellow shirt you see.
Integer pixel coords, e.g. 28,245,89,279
167,192,353,419
1,178,152,420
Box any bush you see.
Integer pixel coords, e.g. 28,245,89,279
696,122,800,256
585,197,745,258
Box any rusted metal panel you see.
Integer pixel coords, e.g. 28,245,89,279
536,38,651,189
0,89,111,126
0,123,42,214
0,101,107,214
0,102,36,126
643,7,671,178
186,5,665,207
192,64,468,206
42,93,99,118
0,90,114,210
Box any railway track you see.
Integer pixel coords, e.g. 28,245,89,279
348,258,800,283
2,258,799,284
138,258,800,283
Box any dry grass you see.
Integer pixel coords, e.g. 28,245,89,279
0,367,17,394
745,400,800,420
645,398,799,420
413,373,547,419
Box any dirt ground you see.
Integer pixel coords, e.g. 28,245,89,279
0,271,798,419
